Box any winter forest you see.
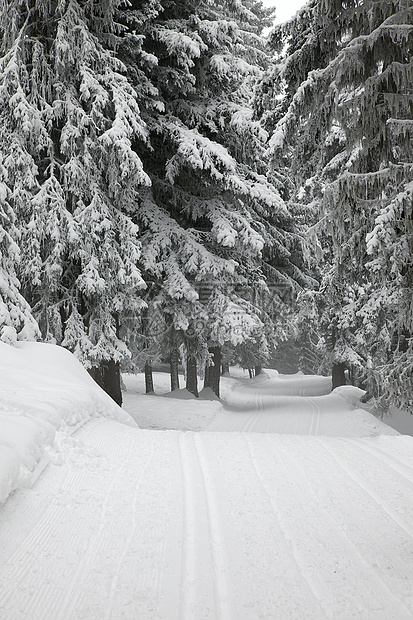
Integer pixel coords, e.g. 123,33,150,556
2,2,413,618
0,0,412,412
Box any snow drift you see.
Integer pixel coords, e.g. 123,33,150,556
0,341,136,504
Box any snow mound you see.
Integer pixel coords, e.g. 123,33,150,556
250,371,271,382
333,385,366,407
160,387,220,401
0,342,136,504
161,388,199,400
199,387,220,400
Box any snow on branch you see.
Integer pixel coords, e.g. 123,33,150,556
164,123,237,183
138,191,238,281
153,26,207,70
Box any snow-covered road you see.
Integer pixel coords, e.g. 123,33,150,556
1,370,413,619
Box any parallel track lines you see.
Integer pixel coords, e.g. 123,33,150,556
178,433,232,620
247,435,412,619
193,434,232,620
316,437,413,539
178,433,197,620
243,435,327,612
352,438,413,484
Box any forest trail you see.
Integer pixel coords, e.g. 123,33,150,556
1,373,413,619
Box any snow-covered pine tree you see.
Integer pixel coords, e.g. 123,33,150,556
254,1,333,378
0,178,39,344
0,0,151,403
118,0,309,396
262,0,413,409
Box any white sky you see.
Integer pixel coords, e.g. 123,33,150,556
263,0,307,24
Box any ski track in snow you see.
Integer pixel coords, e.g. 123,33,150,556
178,432,231,620
316,438,413,540
352,438,413,484
243,435,326,614
1,372,413,619
178,433,197,620
193,434,231,620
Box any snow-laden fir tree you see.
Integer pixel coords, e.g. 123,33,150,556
0,176,39,344
260,0,413,410
0,0,152,402
118,0,308,395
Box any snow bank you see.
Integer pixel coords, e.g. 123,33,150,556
161,387,220,401
0,342,136,504
333,384,366,407
162,388,198,400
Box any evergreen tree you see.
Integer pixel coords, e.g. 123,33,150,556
261,0,413,409
1,0,310,402
0,179,39,344
0,0,151,402
119,0,308,396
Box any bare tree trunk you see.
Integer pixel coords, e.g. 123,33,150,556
331,323,347,390
204,347,221,397
145,361,154,393
88,314,123,406
255,365,262,376
248,368,253,379
186,355,199,397
332,362,346,389
89,360,122,406
170,327,180,392
221,361,230,375
204,363,212,389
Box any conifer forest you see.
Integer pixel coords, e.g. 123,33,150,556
0,0,412,414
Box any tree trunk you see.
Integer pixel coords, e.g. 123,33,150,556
89,360,122,406
332,362,346,389
145,361,154,393
186,355,199,397
170,327,180,391
204,346,221,398
204,363,212,388
248,368,253,379
348,364,357,386
255,365,262,376
221,361,230,375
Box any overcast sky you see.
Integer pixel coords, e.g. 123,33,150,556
263,0,307,24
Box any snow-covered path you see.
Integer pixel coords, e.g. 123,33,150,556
123,370,394,437
1,369,413,619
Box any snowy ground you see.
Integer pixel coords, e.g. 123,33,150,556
1,346,413,619
0,342,133,504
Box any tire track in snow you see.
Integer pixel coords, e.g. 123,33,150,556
353,439,413,485
307,397,321,436
178,433,197,620
276,438,413,618
243,435,327,615
193,434,232,620
316,437,413,539
245,435,413,619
